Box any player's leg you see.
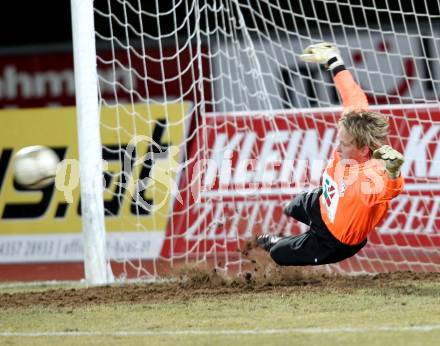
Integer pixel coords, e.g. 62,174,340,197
269,226,367,266
315,230,367,264
257,187,322,252
283,187,322,225
262,186,367,265
268,230,320,266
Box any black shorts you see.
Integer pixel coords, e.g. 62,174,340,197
270,187,367,266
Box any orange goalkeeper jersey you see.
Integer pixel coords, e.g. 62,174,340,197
319,70,404,245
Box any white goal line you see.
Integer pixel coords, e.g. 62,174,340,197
2,325,440,337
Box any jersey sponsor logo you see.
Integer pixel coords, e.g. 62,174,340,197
322,173,339,223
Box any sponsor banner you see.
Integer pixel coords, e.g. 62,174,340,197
0,46,210,109
0,102,192,262
163,105,440,258
0,232,164,263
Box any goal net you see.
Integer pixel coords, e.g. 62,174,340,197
92,0,440,278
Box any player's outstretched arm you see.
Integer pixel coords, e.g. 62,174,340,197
299,42,368,112
373,145,405,179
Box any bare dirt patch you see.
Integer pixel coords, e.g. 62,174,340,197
1,248,439,309
1,270,439,309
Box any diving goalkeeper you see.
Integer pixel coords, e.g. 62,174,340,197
257,42,405,265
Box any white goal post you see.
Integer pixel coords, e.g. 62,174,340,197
71,0,440,281
71,0,112,284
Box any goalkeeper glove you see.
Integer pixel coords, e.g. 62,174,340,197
300,42,344,70
373,145,405,179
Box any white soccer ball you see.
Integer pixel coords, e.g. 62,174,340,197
14,146,60,189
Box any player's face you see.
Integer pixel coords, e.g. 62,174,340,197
336,126,370,163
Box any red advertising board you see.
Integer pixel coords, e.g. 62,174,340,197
163,105,440,269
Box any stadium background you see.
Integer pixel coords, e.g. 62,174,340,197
0,0,439,281
1,4,440,345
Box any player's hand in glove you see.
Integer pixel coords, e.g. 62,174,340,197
300,42,344,70
373,145,404,179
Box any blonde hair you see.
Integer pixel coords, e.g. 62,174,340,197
338,111,389,152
